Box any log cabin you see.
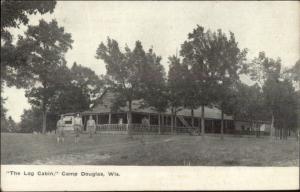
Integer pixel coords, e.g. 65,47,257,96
79,90,239,135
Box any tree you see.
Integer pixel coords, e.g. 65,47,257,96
180,26,212,136
49,62,104,115
247,52,281,88
181,60,200,133
263,77,297,139
16,19,73,133
1,0,57,85
247,52,282,137
96,38,165,135
70,62,104,106
283,59,300,90
247,52,298,139
205,30,246,138
291,60,300,83
19,107,43,133
1,90,7,120
1,0,56,41
1,0,56,118
141,49,167,134
180,26,247,137
234,83,267,129
167,56,185,133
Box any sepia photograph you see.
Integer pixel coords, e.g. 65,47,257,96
1,0,299,191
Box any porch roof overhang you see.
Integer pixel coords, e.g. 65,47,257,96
82,100,233,120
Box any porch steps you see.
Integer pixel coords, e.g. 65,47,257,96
177,116,200,135
177,116,192,128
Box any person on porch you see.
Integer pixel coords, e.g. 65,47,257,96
142,117,150,132
118,118,123,124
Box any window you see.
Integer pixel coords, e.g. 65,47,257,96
65,120,72,125
63,116,73,125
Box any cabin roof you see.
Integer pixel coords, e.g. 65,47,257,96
83,90,233,120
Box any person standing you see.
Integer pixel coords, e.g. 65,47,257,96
74,113,83,143
56,115,65,144
87,115,96,138
141,117,147,132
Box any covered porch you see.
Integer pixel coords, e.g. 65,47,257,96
81,112,235,135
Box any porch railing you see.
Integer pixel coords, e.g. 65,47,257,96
95,123,270,136
96,123,193,134
96,124,127,132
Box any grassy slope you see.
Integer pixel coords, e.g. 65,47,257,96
1,133,299,166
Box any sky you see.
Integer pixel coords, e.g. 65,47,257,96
3,1,299,122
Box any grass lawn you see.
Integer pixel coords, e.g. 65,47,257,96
1,133,299,166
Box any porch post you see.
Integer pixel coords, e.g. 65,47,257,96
174,115,177,133
198,117,201,134
108,113,112,124
148,113,151,124
171,115,174,134
148,113,151,132
82,115,85,132
158,114,161,134
96,115,99,125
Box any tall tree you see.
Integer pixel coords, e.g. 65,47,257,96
247,52,282,137
1,0,56,118
234,83,267,125
16,19,73,133
1,0,57,84
49,62,104,114
96,38,163,135
263,77,297,139
167,56,185,133
180,26,247,137
141,49,167,134
180,26,212,136
70,62,104,106
208,30,247,138
1,0,56,41
181,60,200,132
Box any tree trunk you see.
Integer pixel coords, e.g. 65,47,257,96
174,112,177,133
191,108,194,134
127,100,132,136
42,110,47,134
284,122,287,140
41,98,47,134
201,104,205,137
221,110,224,139
198,117,201,135
171,113,174,134
270,112,275,138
